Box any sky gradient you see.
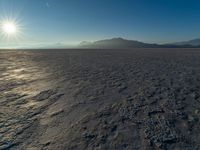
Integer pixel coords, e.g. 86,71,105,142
0,0,200,48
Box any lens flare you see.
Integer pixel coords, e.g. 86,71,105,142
0,15,24,47
2,22,17,35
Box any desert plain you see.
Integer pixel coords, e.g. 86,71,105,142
0,49,200,150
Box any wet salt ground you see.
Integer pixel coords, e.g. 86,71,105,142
0,49,200,150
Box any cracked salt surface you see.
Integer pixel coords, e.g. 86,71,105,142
0,49,200,150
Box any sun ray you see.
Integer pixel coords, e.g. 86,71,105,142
0,14,24,46
2,21,17,35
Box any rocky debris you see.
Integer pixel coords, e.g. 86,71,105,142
118,84,128,93
164,99,186,111
144,118,178,149
146,106,164,116
0,93,27,105
50,109,64,117
82,132,96,142
0,81,26,92
33,90,57,101
0,87,64,150
118,104,140,120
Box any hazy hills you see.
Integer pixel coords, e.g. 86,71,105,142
28,38,200,49
173,39,200,46
78,38,200,49
79,38,161,48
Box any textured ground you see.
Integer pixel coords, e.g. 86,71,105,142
0,49,200,150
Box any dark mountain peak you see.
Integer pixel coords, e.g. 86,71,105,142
79,37,158,48
94,37,143,44
110,37,126,41
93,37,127,43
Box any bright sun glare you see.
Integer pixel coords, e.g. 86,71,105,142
2,22,17,35
0,17,23,43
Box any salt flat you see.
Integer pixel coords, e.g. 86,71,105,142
0,49,200,150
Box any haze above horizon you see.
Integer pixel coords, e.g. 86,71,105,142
0,0,200,48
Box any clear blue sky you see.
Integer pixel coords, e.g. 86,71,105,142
0,0,200,48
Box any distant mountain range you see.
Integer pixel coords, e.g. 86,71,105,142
173,39,200,46
78,38,200,49
79,38,161,48
36,38,200,49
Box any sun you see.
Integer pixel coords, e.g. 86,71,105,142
0,16,24,44
2,22,17,35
